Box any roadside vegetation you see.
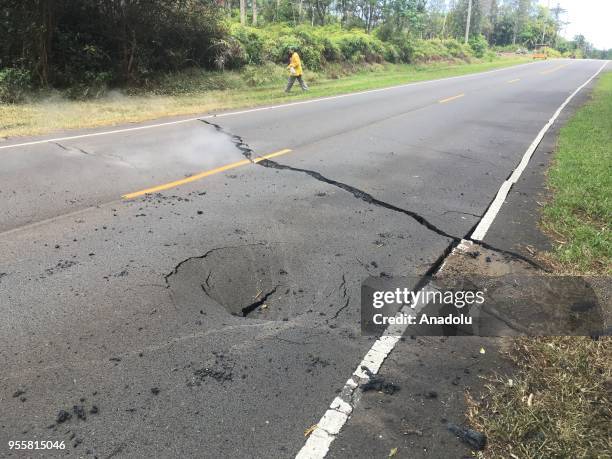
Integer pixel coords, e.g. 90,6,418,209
0,57,529,138
467,72,612,458
468,337,611,458
2,1,609,138
542,71,612,274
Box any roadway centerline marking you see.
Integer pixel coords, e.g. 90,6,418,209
121,148,292,199
540,63,569,75
438,93,465,104
508,78,521,83
295,59,610,459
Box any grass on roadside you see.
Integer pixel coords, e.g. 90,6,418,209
541,71,612,274
466,71,612,459
468,337,611,459
0,56,530,139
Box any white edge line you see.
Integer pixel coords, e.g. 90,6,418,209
470,60,609,241
295,59,609,459
0,61,542,151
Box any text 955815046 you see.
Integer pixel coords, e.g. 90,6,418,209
8,440,66,450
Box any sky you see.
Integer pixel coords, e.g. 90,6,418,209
538,0,612,49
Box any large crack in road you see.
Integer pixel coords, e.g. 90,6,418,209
164,120,546,328
199,119,545,270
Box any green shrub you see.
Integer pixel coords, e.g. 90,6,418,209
545,47,562,58
241,62,286,86
229,25,390,69
443,39,473,59
230,25,266,64
382,42,401,63
0,68,32,103
210,35,248,70
468,34,489,58
333,31,384,63
410,39,450,62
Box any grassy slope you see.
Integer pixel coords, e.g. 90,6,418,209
0,57,530,139
541,70,612,274
468,72,612,459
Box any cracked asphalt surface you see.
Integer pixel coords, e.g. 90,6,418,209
0,59,606,458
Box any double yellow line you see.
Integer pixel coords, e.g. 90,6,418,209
122,148,292,199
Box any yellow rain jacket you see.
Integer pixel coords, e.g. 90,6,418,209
288,52,303,77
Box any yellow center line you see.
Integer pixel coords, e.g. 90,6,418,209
253,149,293,162
540,63,569,75
439,93,465,104
122,148,292,199
508,78,521,83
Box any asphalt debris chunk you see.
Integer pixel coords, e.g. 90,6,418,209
447,423,487,450
73,405,87,420
56,410,72,424
360,366,399,395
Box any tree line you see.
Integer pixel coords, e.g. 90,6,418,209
0,0,608,94
233,0,605,53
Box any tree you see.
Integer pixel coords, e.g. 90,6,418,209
448,0,481,41
240,0,247,24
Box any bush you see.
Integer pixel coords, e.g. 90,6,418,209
0,68,32,103
468,34,489,58
331,31,384,63
210,36,248,70
411,39,450,62
382,42,401,63
241,62,286,87
443,39,473,59
63,71,114,99
230,25,266,64
545,47,563,58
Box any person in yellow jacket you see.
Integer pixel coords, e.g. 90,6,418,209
285,48,309,93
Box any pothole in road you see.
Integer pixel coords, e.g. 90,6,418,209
167,244,305,320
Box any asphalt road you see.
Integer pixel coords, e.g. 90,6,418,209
0,59,606,458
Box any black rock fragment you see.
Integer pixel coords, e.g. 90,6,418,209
56,410,72,424
447,423,487,450
360,366,399,395
73,405,86,420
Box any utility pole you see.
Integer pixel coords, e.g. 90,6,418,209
464,0,472,44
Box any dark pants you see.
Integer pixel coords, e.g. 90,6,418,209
285,75,308,92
